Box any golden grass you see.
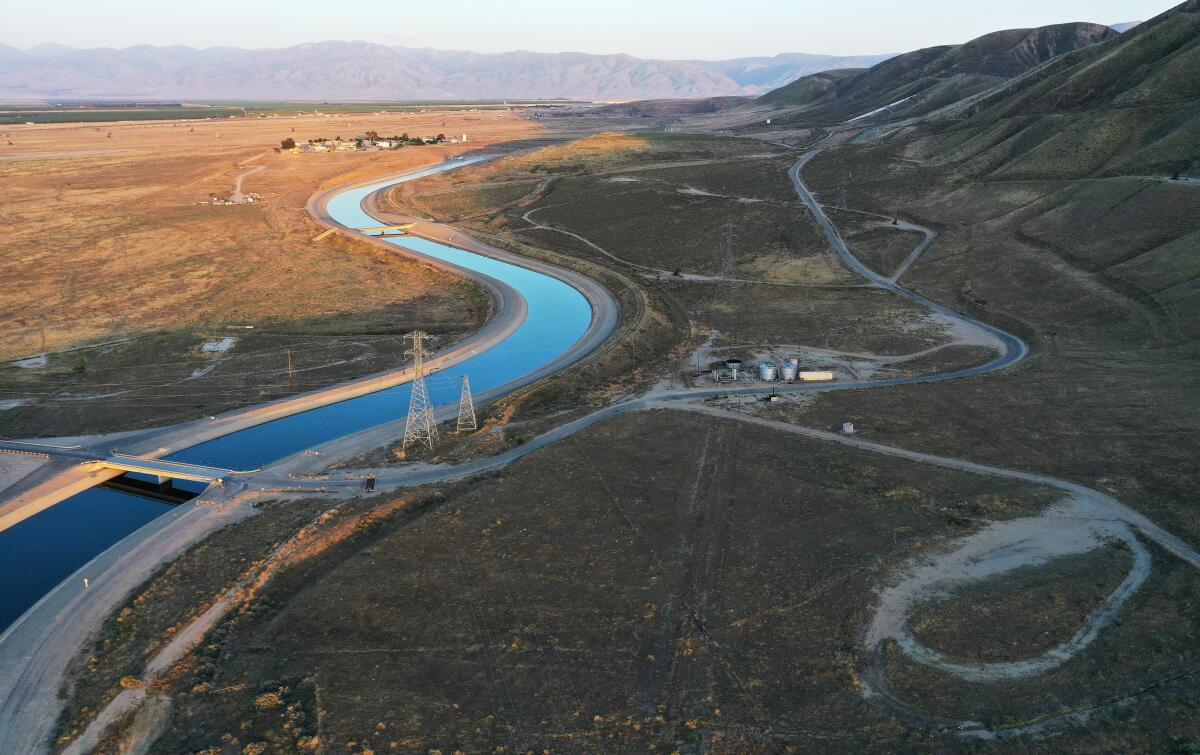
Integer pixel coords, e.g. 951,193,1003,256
0,110,543,359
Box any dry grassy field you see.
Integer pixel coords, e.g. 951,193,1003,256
790,141,1200,547
380,132,971,367
37,105,1200,752
0,110,542,434
387,132,848,282
77,410,1157,754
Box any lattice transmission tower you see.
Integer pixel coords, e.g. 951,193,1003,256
722,222,738,303
401,331,440,450
456,375,477,433
838,169,852,210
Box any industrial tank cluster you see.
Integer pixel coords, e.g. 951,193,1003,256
714,358,835,383
757,359,834,382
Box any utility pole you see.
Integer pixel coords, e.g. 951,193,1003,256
401,331,439,450
456,375,477,433
287,350,296,389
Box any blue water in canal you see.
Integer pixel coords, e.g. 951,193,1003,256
0,489,168,631
0,159,593,631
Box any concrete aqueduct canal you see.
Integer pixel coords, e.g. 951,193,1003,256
0,155,612,631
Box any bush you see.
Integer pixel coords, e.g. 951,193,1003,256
281,138,296,150
254,692,283,710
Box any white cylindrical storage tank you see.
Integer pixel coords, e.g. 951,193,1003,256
726,359,743,381
758,362,777,381
779,363,798,382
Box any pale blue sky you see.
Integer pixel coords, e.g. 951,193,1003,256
8,0,1177,58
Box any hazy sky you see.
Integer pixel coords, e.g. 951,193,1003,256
7,0,1177,58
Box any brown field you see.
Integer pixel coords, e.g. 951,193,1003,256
386,133,850,282
1,110,539,358
824,207,927,278
380,132,963,363
0,110,541,434
76,410,1147,754
44,112,1200,753
773,141,1200,547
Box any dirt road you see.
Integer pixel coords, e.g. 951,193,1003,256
5,142,1195,752
0,159,620,754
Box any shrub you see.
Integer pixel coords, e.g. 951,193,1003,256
254,692,283,710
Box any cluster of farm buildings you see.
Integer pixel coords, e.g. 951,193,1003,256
287,132,467,153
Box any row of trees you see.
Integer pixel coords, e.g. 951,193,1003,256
280,132,447,150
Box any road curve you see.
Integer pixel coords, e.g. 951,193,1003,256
787,152,1028,370
0,156,620,532
3,143,1165,751
0,157,621,754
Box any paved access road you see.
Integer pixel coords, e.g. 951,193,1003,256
4,141,1190,752
0,156,621,754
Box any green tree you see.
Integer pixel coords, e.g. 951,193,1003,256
281,137,296,149
73,357,87,374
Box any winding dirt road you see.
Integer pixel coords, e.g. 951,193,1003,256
3,141,1197,751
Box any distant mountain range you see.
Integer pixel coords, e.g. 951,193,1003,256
0,42,894,101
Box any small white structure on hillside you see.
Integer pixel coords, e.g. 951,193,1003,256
842,422,856,435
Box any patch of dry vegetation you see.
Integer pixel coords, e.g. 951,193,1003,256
0,110,538,360
825,207,926,278
0,111,536,433
882,543,1200,738
908,543,1134,663
55,498,332,747
786,139,1200,548
129,411,1089,753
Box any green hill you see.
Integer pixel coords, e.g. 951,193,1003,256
756,68,863,107
819,2,1200,342
922,0,1200,179
759,22,1116,123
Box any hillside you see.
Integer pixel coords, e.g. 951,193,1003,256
922,0,1200,178
757,68,863,107
588,96,754,118
758,22,1116,123
0,42,892,101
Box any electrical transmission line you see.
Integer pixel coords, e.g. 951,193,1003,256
401,331,439,450
722,222,737,303
457,375,477,433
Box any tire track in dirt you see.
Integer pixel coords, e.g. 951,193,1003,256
633,424,719,715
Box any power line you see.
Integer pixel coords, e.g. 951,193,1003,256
401,331,439,451
456,374,477,433
722,222,736,292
